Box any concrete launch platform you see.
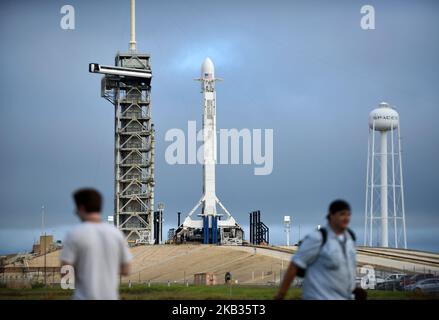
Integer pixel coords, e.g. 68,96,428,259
13,245,439,285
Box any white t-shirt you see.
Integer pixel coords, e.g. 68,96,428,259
60,222,132,300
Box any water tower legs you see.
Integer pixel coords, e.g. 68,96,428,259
380,131,389,247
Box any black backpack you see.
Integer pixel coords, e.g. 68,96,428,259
296,227,356,278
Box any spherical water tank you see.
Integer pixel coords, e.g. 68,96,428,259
369,102,399,131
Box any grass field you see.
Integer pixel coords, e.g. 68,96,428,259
0,284,437,300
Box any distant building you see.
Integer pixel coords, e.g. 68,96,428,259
194,272,217,286
32,235,56,255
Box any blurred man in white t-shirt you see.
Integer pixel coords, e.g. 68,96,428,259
60,188,132,300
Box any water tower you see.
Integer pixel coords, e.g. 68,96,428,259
364,102,407,248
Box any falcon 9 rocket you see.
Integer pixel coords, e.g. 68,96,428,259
179,58,243,245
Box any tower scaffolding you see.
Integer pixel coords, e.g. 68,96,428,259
100,53,154,245
90,0,155,245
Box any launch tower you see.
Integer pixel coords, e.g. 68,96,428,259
89,0,155,245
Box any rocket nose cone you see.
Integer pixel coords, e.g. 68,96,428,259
201,57,214,79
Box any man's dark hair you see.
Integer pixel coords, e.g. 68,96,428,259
73,188,102,213
327,199,351,220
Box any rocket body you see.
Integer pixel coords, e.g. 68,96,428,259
201,58,217,219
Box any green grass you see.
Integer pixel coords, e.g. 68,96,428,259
0,284,437,300
119,284,302,300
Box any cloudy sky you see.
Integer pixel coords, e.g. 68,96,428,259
0,0,438,254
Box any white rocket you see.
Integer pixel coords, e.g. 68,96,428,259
182,58,240,244
200,57,217,217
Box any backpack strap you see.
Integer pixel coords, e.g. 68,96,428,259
310,228,327,264
319,227,327,248
347,228,356,242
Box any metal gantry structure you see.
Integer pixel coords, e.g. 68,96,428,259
103,53,154,245
249,210,269,245
90,0,155,245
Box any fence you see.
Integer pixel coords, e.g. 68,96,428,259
1,263,438,291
